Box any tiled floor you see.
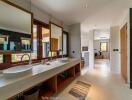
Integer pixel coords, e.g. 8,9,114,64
56,59,132,100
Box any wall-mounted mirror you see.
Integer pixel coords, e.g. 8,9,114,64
50,23,63,57
0,0,32,53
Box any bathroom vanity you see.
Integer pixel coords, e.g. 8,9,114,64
0,1,79,99
0,58,81,100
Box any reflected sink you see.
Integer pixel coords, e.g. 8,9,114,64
3,65,32,78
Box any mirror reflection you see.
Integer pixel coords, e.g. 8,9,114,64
0,0,32,52
50,23,63,57
0,54,3,63
42,27,50,58
63,33,68,55
0,29,31,51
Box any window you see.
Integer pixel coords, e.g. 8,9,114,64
100,42,108,52
0,54,3,63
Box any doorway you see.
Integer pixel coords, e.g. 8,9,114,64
94,30,110,60
120,23,128,83
93,29,110,72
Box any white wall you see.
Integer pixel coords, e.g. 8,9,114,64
110,26,120,74
69,23,81,58
87,31,94,70
9,0,69,32
81,33,89,49
94,39,110,59
110,9,130,85
81,30,94,70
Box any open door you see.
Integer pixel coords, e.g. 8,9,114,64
120,23,127,83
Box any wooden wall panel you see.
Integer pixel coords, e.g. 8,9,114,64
130,8,132,89
51,38,58,51
120,23,127,83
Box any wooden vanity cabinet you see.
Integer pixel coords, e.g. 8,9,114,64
57,67,75,92
7,63,81,100
39,63,81,99
39,76,57,100
75,63,81,76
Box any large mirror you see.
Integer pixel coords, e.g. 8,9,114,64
0,0,32,53
50,23,63,57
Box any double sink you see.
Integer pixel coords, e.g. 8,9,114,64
1,58,69,78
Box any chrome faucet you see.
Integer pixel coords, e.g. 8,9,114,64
59,49,64,59
21,53,32,65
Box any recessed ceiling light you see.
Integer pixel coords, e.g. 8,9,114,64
100,37,107,39
83,4,88,8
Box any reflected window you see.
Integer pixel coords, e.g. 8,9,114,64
42,27,50,58
100,42,108,52
12,53,36,63
32,25,37,59
50,24,62,56
0,29,31,51
21,37,31,51
63,32,68,56
0,54,3,63
12,53,29,62
0,35,8,51
48,51,57,57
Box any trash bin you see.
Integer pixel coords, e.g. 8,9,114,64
23,87,39,100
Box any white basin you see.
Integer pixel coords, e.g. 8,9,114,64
58,58,69,63
3,65,32,78
44,58,69,65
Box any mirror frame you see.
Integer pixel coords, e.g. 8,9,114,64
49,22,63,57
0,0,33,54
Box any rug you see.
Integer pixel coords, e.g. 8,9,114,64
69,81,91,100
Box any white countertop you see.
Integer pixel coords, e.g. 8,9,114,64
0,58,81,100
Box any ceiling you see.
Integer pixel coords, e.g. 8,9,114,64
31,0,132,31
94,29,110,40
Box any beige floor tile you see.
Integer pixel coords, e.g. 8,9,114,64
56,59,132,100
